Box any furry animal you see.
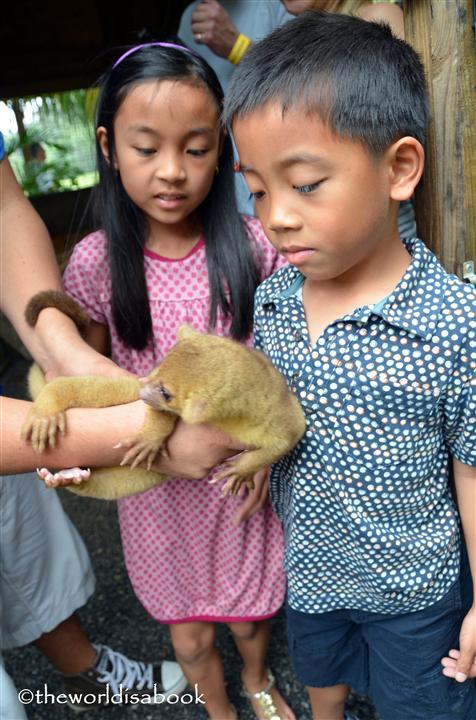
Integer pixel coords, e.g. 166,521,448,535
22,294,306,501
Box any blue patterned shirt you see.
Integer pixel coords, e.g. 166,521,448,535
0,132,5,161
254,238,476,614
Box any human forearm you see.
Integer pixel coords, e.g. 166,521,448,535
3,396,243,477
454,458,476,591
441,458,476,682
2,397,143,473
358,3,405,39
0,158,63,357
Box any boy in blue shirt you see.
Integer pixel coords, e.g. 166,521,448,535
223,12,476,720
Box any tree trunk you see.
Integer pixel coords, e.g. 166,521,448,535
404,0,476,280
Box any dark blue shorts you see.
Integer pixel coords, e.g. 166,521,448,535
287,559,475,720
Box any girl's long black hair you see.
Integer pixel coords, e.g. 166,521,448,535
94,44,260,350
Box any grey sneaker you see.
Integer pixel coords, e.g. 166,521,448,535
62,643,187,711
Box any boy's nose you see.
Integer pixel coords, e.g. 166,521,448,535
267,201,301,233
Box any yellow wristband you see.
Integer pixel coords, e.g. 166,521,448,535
227,34,251,65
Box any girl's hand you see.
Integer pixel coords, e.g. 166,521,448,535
232,467,270,526
441,606,476,681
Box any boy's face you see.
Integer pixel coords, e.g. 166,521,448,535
232,103,396,283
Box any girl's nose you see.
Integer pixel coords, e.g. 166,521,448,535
156,155,186,183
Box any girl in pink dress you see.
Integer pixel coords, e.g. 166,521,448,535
62,43,293,720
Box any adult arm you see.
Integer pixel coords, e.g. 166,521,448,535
358,2,405,39
0,155,125,380
2,396,244,477
441,458,476,681
191,0,245,60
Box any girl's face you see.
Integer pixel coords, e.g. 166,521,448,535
98,78,221,235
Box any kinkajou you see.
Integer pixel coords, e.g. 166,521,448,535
22,291,306,500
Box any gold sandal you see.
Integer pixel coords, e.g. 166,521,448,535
242,669,282,720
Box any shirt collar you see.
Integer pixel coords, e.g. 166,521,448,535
261,238,446,341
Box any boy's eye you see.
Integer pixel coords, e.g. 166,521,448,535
249,190,265,201
187,148,210,157
294,181,322,194
134,147,155,156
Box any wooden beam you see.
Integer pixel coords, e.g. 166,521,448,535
404,0,476,278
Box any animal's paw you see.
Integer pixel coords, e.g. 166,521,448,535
21,411,66,453
37,466,91,487
211,463,255,496
118,436,165,471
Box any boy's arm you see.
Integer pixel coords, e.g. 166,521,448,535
441,458,476,681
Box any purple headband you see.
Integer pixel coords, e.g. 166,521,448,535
112,42,193,69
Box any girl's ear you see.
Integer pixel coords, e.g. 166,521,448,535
96,126,116,168
387,137,425,201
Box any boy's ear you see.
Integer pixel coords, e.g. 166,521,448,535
387,137,425,201
96,126,117,169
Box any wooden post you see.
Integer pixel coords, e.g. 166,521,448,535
404,0,476,279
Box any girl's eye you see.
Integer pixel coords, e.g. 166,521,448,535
187,148,209,157
294,181,322,194
134,147,155,156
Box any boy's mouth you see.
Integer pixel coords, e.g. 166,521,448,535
281,245,315,265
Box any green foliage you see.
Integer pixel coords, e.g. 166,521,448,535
4,89,98,196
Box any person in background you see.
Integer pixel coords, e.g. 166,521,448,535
178,0,293,214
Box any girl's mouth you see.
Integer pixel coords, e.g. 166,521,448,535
154,194,187,208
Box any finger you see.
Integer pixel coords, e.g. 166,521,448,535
440,657,457,669
449,649,460,659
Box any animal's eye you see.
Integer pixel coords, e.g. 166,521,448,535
159,385,172,402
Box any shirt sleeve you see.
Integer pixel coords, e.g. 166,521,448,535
62,231,110,326
0,132,4,161
242,215,287,280
443,319,476,466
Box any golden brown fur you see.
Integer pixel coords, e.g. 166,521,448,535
22,292,306,500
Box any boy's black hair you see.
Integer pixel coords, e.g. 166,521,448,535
223,12,429,155
94,44,259,350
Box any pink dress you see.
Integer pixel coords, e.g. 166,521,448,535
63,216,286,623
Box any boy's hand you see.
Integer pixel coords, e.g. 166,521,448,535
232,467,270,526
441,606,476,681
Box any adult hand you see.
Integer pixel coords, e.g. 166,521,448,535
191,0,239,58
35,308,131,381
441,605,476,681
232,467,270,526
154,421,246,480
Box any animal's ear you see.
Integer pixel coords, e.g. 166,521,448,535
177,324,199,341
181,395,211,424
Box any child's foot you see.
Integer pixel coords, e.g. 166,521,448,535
242,669,296,720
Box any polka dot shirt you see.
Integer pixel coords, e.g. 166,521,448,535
254,237,476,615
